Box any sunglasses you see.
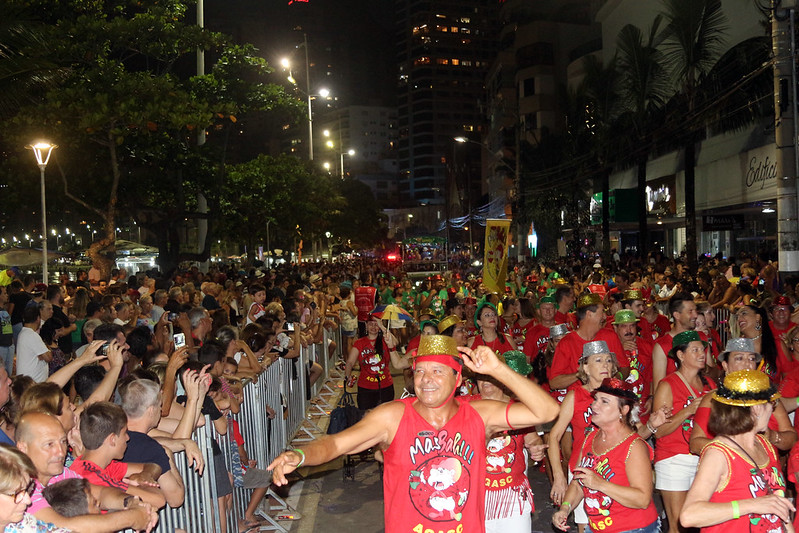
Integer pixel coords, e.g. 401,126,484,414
3,479,35,504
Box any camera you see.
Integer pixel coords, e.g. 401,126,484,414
173,333,186,348
100,342,110,356
167,312,179,321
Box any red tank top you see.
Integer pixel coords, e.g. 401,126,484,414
577,429,658,533
383,397,487,533
353,336,393,390
702,435,786,533
655,372,715,462
354,286,377,321
522,324,550,361
484,405,534,519
625,339,654,405
569,386,595,470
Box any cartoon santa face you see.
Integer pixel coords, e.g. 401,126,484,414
409,456,471,522
486,436,516,474
584,489,612,518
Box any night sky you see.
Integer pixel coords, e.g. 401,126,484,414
203,0,397,106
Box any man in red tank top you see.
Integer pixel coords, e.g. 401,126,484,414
268,335,560,533
549,293,628,391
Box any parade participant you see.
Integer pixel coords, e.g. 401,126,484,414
652,330,716,533
640,298,671,341
468,302,517,353
548,294,627,391
681,370,793,533
345,315,406,409
499,297,521,339
696,302,722,360
522,296,556,363
533,324,571,397
268,335,560,533
475,351,544,533
612,310,654,413
652,292,707,390
405,320,439,358
552,378,659,533
354,273,377,337
690,338,796,455
438,315,469,347
736,303,791,382
513,298,537,347
553,286,577,330
549,341,618,533
464,297,479,337
770,295,796,341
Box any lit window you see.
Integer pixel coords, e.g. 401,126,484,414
451,59,459,65
437,58,449,65
463,125,474,132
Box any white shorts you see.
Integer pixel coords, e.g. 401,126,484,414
568,470,588,524
654,454,699,491
485,501,532,533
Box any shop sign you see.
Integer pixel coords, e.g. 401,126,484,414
702,214,745,231
745,155,777,190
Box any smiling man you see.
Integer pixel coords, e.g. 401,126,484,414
268,335,559,533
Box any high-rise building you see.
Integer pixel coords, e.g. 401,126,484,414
395,0,499,207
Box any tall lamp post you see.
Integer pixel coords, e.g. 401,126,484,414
281,56,329,161
28,142,57,284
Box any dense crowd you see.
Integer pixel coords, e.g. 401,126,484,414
0,249,797,533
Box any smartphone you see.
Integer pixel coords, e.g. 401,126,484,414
285,323,295,332
173,333,186,348
168,312,179,321
100,342,110,356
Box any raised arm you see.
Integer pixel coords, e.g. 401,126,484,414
47,340,106,387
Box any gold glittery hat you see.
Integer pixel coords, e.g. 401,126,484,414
623,289,643,301
437,314,465,333
577,293,603,309
712,369,780,407
415,335,461,360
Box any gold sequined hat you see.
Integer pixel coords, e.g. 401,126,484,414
577,293,603,309
623,289,643,301
414,334,462,361
712,369,780,407
437,314,465,333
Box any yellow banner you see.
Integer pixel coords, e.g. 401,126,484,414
483,219,511,294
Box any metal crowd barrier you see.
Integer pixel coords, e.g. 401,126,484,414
715,307,731,347
147,325,345,533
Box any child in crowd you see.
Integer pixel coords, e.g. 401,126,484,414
43,479,101,517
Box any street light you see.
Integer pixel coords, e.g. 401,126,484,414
281,54,329,160
28,141,57,284
339,149,355,179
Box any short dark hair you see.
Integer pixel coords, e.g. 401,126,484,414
126,327,151,358
93,323,124,342
46,285,61,301
43,478,89,517
668,292,694,320
576,303,600,322
74,365,107,401
79,402,127,450
708,398,755,436
198,339,226,366
554,287,572,306
22,304,40,324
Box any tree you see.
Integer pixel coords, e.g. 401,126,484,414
615,18,669,257
660,0,727,267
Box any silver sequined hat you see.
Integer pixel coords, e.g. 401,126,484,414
579,340,615,361
549,324,570,339
717,337,762,363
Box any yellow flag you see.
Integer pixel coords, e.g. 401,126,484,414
483,219,511,294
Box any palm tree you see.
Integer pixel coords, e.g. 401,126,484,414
616,18,669,257
659,0,727,267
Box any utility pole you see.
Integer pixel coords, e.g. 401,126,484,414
773,1,799,275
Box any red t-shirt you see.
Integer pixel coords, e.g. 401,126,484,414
640,314,670,341
568,386,595,471
702,435,785,533
577,430,658,533
354,286,377,322
406,335,421,358
472,334,514,357
352,336,393,390
654,373,715,462
383,397,486,533
548,330,628,382
71,458,129,490
554,311,577,330
522,324,550,361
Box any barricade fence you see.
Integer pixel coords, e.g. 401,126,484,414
148,326,344,533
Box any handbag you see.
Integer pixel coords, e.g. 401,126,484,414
327,392,364,434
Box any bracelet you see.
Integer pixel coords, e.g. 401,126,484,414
795,396,799,406
646,421,658,435
292,448,306,467
731,500,740,519
560,501,572,512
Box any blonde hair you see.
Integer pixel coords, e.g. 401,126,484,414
0,444,35,494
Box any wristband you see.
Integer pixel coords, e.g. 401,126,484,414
561,501,571,512
731,500,740,519
292,448,306,467
795,396,799,406
646,421,658,435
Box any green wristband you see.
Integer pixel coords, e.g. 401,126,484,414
731,500,740,519
292,448,306,467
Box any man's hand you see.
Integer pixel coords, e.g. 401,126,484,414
182,439,205,475
125,472,160,488
166,347,189,378
107,340,124,369
127,503,159,532
76,340,108,366
267,450,304,486
458,345,502,375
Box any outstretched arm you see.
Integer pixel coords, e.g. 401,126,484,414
460,345,559,434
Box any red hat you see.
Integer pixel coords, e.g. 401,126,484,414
464,297,477,306
773,295,791,307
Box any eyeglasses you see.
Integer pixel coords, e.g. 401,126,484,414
3,480,35,504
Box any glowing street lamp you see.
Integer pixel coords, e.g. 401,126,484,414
28,141,57,283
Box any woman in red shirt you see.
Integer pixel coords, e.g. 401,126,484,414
552,377,658,533
345,316,405,410
681,370,792,533
468,302,516,354
548,340,617,532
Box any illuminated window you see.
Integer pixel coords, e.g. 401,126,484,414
451,59,459,65
463,125,474,131
460,17,470,23
451,26,458,32
437,58,449,65
414,56,431,65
